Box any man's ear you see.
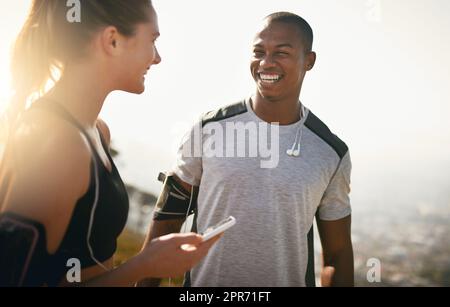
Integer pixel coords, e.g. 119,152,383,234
100,26,122,56
306,51,317,71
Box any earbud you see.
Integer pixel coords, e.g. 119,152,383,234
286,143,296,156
287,145,301,157
286,107,304,157
292,144,301,157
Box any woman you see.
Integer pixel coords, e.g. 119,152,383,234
0,0,219,286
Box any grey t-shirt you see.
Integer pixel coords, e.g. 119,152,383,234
173,98,352,287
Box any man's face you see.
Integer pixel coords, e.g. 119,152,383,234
250,21,314,102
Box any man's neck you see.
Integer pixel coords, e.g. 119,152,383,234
251,93,302,125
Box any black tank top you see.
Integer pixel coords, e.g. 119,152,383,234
2,99,129,286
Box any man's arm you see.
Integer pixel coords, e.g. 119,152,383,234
316,215,354,287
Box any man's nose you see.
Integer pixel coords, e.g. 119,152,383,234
259,54,276,69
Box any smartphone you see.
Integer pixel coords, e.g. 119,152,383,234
201,216,236,242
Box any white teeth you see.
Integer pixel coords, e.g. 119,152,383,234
259,73,281,83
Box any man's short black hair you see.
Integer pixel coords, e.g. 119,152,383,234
265,12,314,52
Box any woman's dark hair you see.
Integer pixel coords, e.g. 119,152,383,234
7,0,153,125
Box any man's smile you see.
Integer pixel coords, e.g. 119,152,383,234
258,72,284,84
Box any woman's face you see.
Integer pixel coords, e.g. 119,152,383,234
116,6,161,94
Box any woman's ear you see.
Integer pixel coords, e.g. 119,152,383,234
100,26,122,56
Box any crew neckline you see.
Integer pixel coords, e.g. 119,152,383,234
244,97,309,134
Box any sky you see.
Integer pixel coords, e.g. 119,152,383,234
0,0,449,198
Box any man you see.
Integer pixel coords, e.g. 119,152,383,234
142,12,353,287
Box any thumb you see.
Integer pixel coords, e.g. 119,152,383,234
169,232,203,246
201,233,223,247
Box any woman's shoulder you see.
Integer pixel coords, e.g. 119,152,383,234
3,111,92,240
11,110,92,179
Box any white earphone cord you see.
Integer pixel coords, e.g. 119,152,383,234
287,105,306,157
82,133,109,272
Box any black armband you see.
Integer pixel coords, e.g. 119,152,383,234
0,212,49,286
153,173,197,221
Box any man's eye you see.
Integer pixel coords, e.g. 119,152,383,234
253,50,264,56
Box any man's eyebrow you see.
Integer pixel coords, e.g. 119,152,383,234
275,43,294,48
252,43,294,48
